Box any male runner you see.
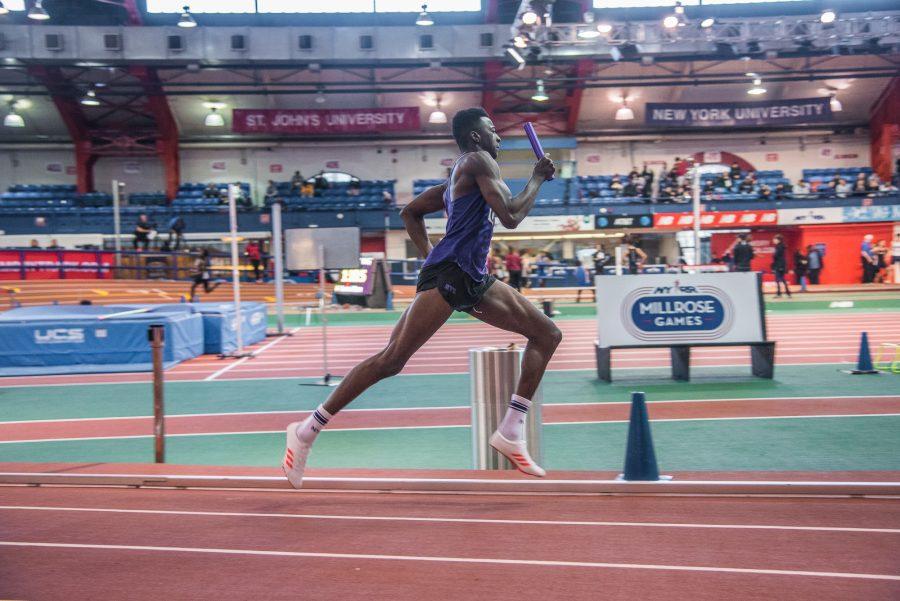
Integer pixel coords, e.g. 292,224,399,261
283,108,560,487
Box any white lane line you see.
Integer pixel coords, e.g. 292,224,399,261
1,541,898,581
2,396,897,426
2,505,898,534
3,413,900,444
0,361,860,388
203,327,301,381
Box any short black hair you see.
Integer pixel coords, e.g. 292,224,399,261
452,107,490,149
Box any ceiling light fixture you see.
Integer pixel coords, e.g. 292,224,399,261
178,5,197,28
578,28,601,39
428,95,447,124
700,17,715,29
0,2,9,16
4,101,24,127
597,22,613,34
315,87,326,104
80,89,100,106
415,4,433,26
747,81,767,95
531,79,549,102
829,95,842,112
513,34,528,49
820,9,836,25
28,0,49,21
202,101,226,127
521,9,538,26
615,98,634,121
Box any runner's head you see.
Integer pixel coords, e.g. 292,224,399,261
452,107,500,158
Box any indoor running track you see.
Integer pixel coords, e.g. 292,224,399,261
2,311,898,386
1,474,899,600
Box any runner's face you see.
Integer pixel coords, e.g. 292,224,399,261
476,118,501,159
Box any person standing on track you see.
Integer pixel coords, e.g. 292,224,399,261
283,108,559,487
772,234,792,298
244,239,262,282
505,246,523,291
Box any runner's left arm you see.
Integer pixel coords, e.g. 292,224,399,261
400,183,446,258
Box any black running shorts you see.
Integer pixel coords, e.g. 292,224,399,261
416,260,496,313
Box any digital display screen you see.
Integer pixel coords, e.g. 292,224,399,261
334,258,374,295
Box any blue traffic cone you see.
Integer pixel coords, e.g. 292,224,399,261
851,332,879,374
621,392,661,481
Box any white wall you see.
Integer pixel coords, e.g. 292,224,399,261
0,150,77,187
574,133,872,182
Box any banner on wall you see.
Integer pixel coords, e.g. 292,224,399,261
233,108,421,134
595,214,652,229
596,272,765,348
645,98,831,128
841,205,900,223
0,250,114,280
777,207,844,225
654,210,777,229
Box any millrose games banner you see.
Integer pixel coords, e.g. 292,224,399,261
596,273,765,348
233,108,421,134
645,98,831,128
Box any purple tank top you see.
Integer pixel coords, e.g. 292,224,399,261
422,162,494,282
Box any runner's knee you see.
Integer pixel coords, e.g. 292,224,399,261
373,349,406,378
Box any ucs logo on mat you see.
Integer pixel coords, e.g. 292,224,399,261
620,282,735,343
34,328,85,344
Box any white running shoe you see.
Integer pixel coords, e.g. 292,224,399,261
282,421,312,489
489,431,546,477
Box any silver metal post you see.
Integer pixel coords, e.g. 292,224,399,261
271,201,285,334
228,184,245,355
692,167,702,265
614,245,624,276
318,244,330,382
112,179,122,267
469,346,542,470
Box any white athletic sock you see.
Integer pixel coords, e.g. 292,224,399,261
296,404,332,444
497,394,531,442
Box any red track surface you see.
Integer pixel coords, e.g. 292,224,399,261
1,482,899,600
2,312,898,387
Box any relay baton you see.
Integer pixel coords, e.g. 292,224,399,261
523,121,553,180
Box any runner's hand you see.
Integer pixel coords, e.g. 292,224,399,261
533,155,555,180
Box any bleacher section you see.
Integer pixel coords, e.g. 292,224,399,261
0,185,112,213
803,167,874,189
263,179,395,212
172,182,252,212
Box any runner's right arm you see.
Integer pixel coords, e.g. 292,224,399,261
468,151,555,229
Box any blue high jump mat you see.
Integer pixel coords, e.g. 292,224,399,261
190,302,268,355
0,304,203,376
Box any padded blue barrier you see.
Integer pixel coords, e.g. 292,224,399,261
0,304,203,376
191,302,268,355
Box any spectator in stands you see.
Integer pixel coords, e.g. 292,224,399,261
189,248,222,301
835,178,852,198
46,239,62,249
245,239,263,282
610,176,623,196
792,179,811,197
806,244,823,285
892,233,900,283
739,176,756,194
867,174,881,192
29,239,41,249
622,178,639,198
290,170,304,189
133,214,154,251
771,234,792,298
731,234,754,272
348,180,361,197
202,183,220,199
659,185,675,202
774,183,788,200
505,246,523,291
265,180,278,202
641,163,654,190
729,162,742,180
677,185,692,203
794,248,809,292
314,172,330,196
861,234,877,283
853,173,868,195
167,215,186,251
628,166,640,182
759,185,773,201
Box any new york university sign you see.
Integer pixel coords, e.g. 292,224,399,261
646,98,832,127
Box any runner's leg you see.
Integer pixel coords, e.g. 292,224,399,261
321,287,453,415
